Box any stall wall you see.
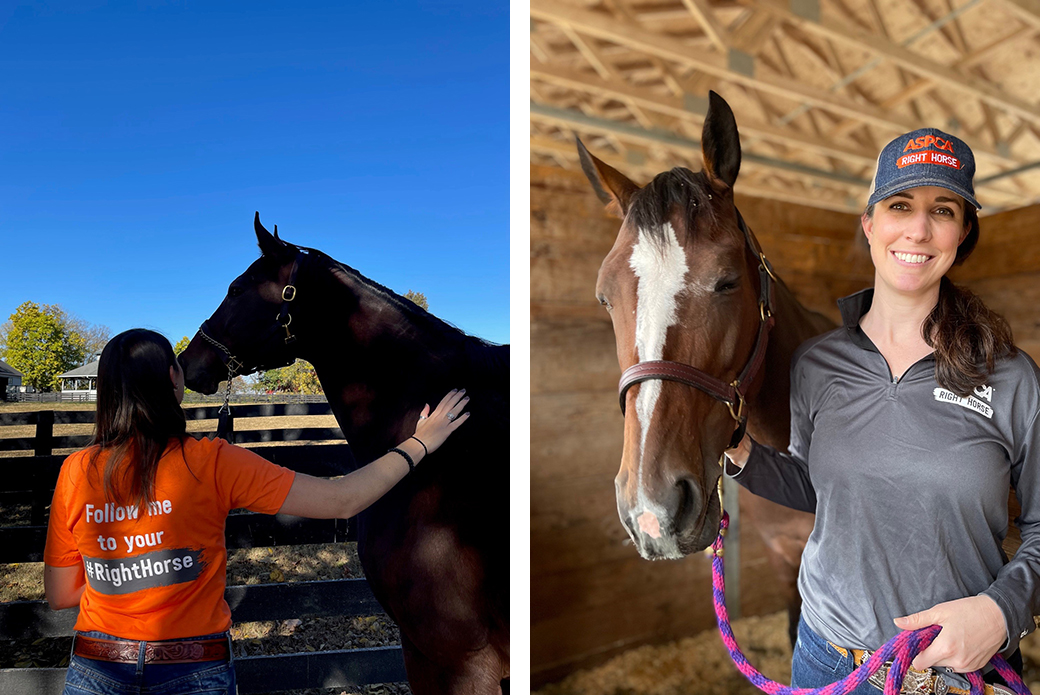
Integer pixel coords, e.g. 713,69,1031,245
530,162,1040,685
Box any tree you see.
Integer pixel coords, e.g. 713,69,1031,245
254,359,323,394
404,290,429,311
173,336,191,355
3,302,87,391
51,307,110,363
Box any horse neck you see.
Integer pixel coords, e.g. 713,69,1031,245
295,263,468,464
746,273,836,448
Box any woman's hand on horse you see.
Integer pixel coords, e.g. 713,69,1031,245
894,594,1007,672
723,433,753,469
413,389,471,455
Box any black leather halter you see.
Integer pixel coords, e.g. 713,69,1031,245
196,248,306,380
617,210,777,450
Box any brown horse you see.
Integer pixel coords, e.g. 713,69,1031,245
579,91,832,641
178,216,509,694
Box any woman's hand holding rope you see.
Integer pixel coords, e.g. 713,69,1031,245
893,594,1007,673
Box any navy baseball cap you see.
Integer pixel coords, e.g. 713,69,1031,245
867,128,980,210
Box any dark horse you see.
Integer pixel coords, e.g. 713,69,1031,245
579,91,833,643
178,217,509,694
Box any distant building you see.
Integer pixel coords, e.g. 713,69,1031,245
0,360,22,401
58,360,99,401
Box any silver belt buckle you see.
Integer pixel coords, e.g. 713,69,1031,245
863,651,937,694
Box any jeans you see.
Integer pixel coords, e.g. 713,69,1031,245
62,631,236,695
791,617,1022,694
791,617,879,695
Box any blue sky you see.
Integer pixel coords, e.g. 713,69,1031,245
0,0,509,351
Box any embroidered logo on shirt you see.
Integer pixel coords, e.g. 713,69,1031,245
934,387,993,419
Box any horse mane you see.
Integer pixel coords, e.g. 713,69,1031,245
628,167,719,241
305,248,508,373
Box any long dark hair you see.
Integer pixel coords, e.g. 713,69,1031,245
88,329,188,508
865,204,1015,396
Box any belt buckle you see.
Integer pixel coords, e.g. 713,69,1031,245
863,651,937,694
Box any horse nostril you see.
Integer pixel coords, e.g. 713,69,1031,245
673,477,703,532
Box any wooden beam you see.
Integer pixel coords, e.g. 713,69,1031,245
746,0,1040,133
678,0,730,54
560,25,616,81
530,103,870,189
1002,0,1040,29
529,0,1016,166
958,25,1034,68
531,61,878,165
530,135,862,213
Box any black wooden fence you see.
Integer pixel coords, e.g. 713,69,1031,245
0,404,408,694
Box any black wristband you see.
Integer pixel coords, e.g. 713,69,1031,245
409,435,428,458
388,447,414,473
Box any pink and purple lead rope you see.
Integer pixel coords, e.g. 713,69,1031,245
709,510,1032,695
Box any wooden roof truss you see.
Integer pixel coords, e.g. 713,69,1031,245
531,0,1040,213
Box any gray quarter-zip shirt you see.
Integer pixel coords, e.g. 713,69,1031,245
730,288,1040,660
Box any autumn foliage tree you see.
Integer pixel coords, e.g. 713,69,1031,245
254,360,323,394
404,290,429,311
1,302,87,391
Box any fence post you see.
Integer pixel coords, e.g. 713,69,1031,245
30,411,54,526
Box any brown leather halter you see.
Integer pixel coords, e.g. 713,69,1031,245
618,210,777,450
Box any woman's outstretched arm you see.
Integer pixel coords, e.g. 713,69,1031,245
277,389,470,519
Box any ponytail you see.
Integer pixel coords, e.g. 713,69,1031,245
923,276,1015,397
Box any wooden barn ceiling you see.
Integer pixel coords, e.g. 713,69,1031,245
530,0,1040,214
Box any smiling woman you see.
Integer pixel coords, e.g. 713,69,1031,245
724,128,1036,694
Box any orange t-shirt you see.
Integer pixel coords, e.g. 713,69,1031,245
44,436,296,640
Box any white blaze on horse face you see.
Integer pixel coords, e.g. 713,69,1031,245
628,221,689,525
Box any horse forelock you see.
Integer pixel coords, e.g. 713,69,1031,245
628,167,721,245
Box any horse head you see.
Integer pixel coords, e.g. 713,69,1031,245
582,91,768,560
180,213,311,394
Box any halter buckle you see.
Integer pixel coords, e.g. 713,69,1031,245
759,253,777,282
759,300,772,322
282,285,297,302
726,383,746,424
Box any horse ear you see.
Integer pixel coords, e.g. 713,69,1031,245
701,91,741,188
255,212,290,259
576,137,640,218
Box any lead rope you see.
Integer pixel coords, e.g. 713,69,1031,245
216,362,234,442
708,506,1031,695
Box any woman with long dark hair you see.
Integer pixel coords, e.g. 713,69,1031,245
725,129,1038,694
44,328,470,695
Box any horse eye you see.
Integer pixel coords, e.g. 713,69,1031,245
714,279,738,293
597,294,612,311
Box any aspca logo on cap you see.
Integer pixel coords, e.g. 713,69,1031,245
903,135,955,153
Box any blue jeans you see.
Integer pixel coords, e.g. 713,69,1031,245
791,618,881,695
62,631,236,695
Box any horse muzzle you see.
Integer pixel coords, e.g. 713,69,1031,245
616,470,722,559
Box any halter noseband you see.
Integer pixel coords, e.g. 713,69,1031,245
617,210,777,450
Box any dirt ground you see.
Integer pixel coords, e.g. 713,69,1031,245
0,402,407,695
536,611,1040,695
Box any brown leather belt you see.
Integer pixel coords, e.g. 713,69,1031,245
73,634,230,664
829,642,1012,695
